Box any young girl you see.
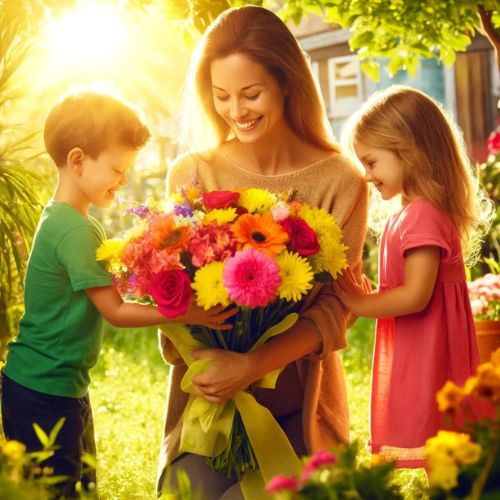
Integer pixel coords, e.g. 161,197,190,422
334,85,493,468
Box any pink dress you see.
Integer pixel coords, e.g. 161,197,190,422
370,199,481,467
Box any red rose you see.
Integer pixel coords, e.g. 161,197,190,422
281,217,320,256
149,269,192,318
202,190,240,210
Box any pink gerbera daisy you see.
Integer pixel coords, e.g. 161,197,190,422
222,248,281,308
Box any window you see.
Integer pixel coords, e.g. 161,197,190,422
327,55,363,118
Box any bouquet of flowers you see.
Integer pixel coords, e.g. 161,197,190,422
468,273,500,321
96,184,348,489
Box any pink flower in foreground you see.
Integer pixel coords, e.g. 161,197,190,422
223,248,281,308
265,475,299,493
301,449,337,482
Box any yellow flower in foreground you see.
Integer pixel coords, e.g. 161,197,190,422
2,440,26,460
204,208,238,225
192,262,230,310
436,380,465,412
276,251,314,302
475,362,500,403
428,461,459,490
239,188,277,214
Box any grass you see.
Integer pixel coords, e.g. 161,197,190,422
1,318,427,498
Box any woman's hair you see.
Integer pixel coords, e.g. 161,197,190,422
343,85,493,264
179,5,339,153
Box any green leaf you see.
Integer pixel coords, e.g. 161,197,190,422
350,30,375,50
360,60,380,81
47,417,66,448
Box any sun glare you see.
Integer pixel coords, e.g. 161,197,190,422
44,2,128,69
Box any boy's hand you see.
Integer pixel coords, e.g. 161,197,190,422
333,267,371,316
176,297,238,330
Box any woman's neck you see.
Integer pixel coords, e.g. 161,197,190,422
222,126,330,176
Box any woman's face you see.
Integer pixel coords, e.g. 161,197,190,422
210,53,287,143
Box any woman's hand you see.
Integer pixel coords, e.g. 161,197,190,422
177,297,238,330
332,267,371,316
189,348,258,404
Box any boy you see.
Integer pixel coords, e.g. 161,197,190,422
1,91,234,497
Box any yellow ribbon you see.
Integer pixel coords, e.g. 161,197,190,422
160,313,302,498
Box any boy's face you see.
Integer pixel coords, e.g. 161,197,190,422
78,144,138,208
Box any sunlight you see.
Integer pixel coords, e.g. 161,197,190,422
44,2,128,70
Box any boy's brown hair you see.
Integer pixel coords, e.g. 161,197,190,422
44,91,151,167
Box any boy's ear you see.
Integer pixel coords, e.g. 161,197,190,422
67,147,85,175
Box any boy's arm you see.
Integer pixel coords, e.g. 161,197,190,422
85,286,236,329
333,246,440,318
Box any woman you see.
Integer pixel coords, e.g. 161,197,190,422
158,5,368,498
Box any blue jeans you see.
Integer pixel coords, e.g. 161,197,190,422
1,373,96,498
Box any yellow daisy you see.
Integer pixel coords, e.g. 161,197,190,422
96,239,126,263
299,205,342,243
204,208,238,225
192,262,230,310
276,251,314,302
239,188,277,214
310,235,348,278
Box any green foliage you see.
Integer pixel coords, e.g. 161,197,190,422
181,0,500,79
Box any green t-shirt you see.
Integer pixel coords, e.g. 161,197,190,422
4,201,112,398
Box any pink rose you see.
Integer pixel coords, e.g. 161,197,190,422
149,269,192,318
487,131,500,155
202,190,240,210
301,449,337,482
265,475,299,493
281,217,320,256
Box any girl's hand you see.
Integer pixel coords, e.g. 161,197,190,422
333,267,371,316
176,297,238,330
189,349,257,404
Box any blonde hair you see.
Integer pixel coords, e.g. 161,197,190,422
44,91,150,167
343,85,493,264
179,5,338,154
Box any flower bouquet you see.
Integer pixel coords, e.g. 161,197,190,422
96,184,348,491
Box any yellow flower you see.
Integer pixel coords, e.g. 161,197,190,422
276,251,314,302
463,375,478,396
96,239,126,262
475,362,500,403
239,188,277,214
453,441,481,465
436,380,465,412
2,440,26,460
311,235,349,278
428,461,459,490
184,186,201,203
299,205,342,243
204,208,238,225
192,262,230,310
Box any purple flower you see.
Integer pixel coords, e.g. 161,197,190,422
174,202,194,217
126,205,150,217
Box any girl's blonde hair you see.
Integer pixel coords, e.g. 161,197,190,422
343,85,493,264
179,5,339,154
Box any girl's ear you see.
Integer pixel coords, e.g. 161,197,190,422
67,147,85,175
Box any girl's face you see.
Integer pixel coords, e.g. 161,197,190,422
354,142,404,201
210,53,286,143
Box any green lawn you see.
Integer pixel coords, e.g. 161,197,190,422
0,318,427,498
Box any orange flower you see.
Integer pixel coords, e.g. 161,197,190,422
231,212,288,255
151,215,190,252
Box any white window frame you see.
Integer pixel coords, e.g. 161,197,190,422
327,55,363,118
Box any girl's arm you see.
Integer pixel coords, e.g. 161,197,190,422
333,246,441,318
85,286,237,330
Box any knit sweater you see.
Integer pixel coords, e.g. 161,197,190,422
157,150,368,475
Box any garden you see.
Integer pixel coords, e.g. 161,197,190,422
1,1,499,499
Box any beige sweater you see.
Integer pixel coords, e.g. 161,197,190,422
158,151,368,475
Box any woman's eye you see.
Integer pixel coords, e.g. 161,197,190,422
367,161,376,168
245,93,260,101
215,94,230,102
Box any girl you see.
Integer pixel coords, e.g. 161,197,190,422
334,85,493,468
157,5,368,499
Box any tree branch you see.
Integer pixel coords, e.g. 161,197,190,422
479,5,500,68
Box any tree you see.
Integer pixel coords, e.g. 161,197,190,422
169,0,500,80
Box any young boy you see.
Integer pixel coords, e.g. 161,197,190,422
0,91,234,497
